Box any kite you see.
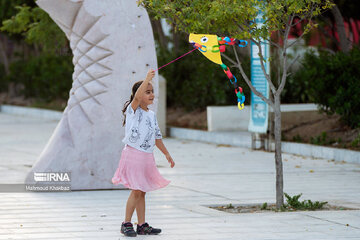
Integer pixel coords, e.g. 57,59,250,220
155,33,248,110
189,34,248,110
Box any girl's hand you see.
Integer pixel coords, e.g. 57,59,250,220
165,153,175,168
146,69,155,81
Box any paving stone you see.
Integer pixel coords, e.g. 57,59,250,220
1,112,360,239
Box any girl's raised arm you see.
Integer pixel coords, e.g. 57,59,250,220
131,69,155,111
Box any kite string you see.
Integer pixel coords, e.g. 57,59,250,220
155,47,198,72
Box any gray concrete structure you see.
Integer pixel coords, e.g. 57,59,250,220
169,127,360,165
207,104,319,132
25,0,159,190
1,112,360,239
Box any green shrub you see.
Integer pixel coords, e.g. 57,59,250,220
351,133,360,147
292,134,303,143
225,203,234,209
310,131,328,145
295,48,360,128
283,193,328,211
261,202,268,210
5,54,73,101
281,69,313,104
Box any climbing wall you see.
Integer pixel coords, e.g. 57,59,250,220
25,0,158,190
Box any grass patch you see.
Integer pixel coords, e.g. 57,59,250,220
209,193,357,213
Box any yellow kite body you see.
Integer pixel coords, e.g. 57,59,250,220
189,33,223,65
189,33,248,110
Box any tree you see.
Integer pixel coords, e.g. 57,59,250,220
0,2,69,98
330,4,350,53
139,0,333,208
1,3,68,55
323,0,358,53
0,0,37,75
310,0,360,53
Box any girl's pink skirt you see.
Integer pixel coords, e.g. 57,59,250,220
112,145,170,192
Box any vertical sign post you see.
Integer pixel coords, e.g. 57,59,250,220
248,10,270,134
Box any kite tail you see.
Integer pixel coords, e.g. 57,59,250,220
220,63,246,110
218,36,247,110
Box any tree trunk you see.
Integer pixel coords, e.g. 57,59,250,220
34,43,41,57
274,94,284,208
150,19,168,49
172,24,180,54
0,34,10,75
331,5,350,53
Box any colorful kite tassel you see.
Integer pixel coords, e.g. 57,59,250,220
219,45,226,52
226,70,233,79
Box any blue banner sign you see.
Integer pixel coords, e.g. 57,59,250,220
248,12,270,133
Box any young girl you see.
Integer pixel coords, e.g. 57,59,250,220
112,69,175,237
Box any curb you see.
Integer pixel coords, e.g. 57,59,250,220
168,127,360,165
282,141,360,165
1,104,359,164
168,127,252,148
0,104,62,121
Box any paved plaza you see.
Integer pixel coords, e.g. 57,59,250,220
0,112,360,239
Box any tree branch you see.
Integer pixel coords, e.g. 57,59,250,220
277,14,294,96
287,12,315,49
290,16,306,27
226,48,274,108
289,4,320,49
268,39,281,49
233,20,260,45
150,19,168,49
277,30,281,86
253,39,277,95
286,55,300,72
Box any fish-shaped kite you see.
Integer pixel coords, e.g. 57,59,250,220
189,34,248,110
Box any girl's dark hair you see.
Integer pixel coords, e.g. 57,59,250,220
122,80,143,126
